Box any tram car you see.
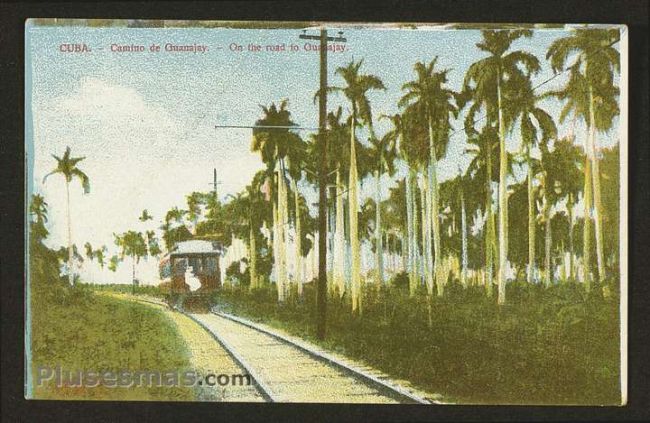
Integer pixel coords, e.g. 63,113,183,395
158,240,225,312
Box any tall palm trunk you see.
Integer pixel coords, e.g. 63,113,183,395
420,175,429,289
349,114,362,313
406,170,417,296
496,75,509,305
583,155,594,291
542,175,552,288
485,135,495,297
282,170,290,296
412,170,421,287
276,171,288,302
588,85,606,283
401,231,408,273
272,181,279,293
567,193,575,280
374,168,384,285
460,187,468,288
65,180,73,285
422,173,435,296
411,171,420,290
427,116,443,297
292,178,303,296
334,168,346,296
249,222,257,290
131,256,136,293
526,149,536,284
544,210,552,288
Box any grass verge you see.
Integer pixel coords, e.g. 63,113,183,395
30,282,194,401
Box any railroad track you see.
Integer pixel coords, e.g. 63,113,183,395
192,311,432,404
129,295,433,404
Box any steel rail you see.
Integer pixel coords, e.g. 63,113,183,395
131,297,277,402
211,310,433,405
130,295,433,404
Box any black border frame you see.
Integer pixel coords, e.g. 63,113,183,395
2,1,648,422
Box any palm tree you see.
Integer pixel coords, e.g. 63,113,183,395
546,28,620,288
367,131,397,285
325,108,351,297
331,60,385,313
538,139,578,287
508,75,557,284
399,58,457,297
115,230,148,292
462,123,499,295
439,165,473,288
405,106,431,292
251,100,303,301
243,171,273,290
462,30,540,304
43,146,90,285
384,180,409,276
241,186,259,290
542,137,584,281
306,107,365,296
384,112,421,295
284,127,308,294
227,187,261,290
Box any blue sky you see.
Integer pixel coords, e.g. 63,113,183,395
26,23,624,284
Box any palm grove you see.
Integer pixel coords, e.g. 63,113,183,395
214,28,621,309
35,28,621,312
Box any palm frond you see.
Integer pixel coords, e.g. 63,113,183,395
72,168,90,194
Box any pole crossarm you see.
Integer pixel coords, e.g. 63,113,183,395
299,33,347,42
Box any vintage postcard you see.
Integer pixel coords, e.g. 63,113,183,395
25,19,627,405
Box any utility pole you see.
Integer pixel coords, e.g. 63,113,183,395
209,168,222,202
213,29,345,339
299,28,346,340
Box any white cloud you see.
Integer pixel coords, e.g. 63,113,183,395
31,78,264,284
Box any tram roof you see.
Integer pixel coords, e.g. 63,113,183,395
169,240,223,258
